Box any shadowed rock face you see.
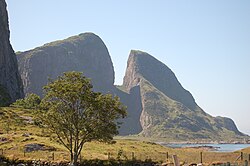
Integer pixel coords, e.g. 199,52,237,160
0,0,23,105
122,50,245,140
17,33,114,96
113,86,143,135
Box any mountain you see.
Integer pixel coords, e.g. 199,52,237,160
17,32,141,135
0,0,23,106
17,32,247,140
17,33,114,96
122,50,245,140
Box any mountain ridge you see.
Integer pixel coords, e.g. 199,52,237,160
16,33,248,141
122,50,245,140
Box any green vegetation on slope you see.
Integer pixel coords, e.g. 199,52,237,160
138,77,248,141
11,93,41,109
0,107,248,165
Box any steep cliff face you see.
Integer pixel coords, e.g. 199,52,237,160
123,50,197,111
113,86,143,135
17,33,114,96
123,50,245,140
0,0,23,105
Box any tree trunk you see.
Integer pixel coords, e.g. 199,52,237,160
69,152,78,166
73,153,78,166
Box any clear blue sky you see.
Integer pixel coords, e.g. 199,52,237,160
6,0,250,135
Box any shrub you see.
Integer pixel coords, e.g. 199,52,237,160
11,93,41,109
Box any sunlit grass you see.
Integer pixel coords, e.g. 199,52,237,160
0,107,249,165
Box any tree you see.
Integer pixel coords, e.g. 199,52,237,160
38,72,127,166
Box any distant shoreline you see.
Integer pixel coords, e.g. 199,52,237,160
159,140,250,145
159,142,250,152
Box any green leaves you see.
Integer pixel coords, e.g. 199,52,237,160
38,71,127,164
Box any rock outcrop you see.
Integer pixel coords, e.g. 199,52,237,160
17,33,114,96
0,0,23,105
122,50,245,140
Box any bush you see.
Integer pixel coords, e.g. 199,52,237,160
11,93,41,109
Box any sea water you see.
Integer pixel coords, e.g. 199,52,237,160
162,143,250,152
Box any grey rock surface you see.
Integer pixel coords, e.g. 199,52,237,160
17,33,114,96
0,0,23,105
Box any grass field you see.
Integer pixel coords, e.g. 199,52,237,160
0,107,249,165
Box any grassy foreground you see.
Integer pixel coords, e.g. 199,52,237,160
0,107,249,165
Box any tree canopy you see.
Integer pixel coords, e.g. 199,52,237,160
38,71,127,165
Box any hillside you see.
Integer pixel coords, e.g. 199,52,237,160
122,50,248,141
0,107,247,164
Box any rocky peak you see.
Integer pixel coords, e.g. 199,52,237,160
123,50,197,110
17,33,114,96
0,0,23,105
122,50,245,140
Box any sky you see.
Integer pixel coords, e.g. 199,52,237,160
6,0,250,135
